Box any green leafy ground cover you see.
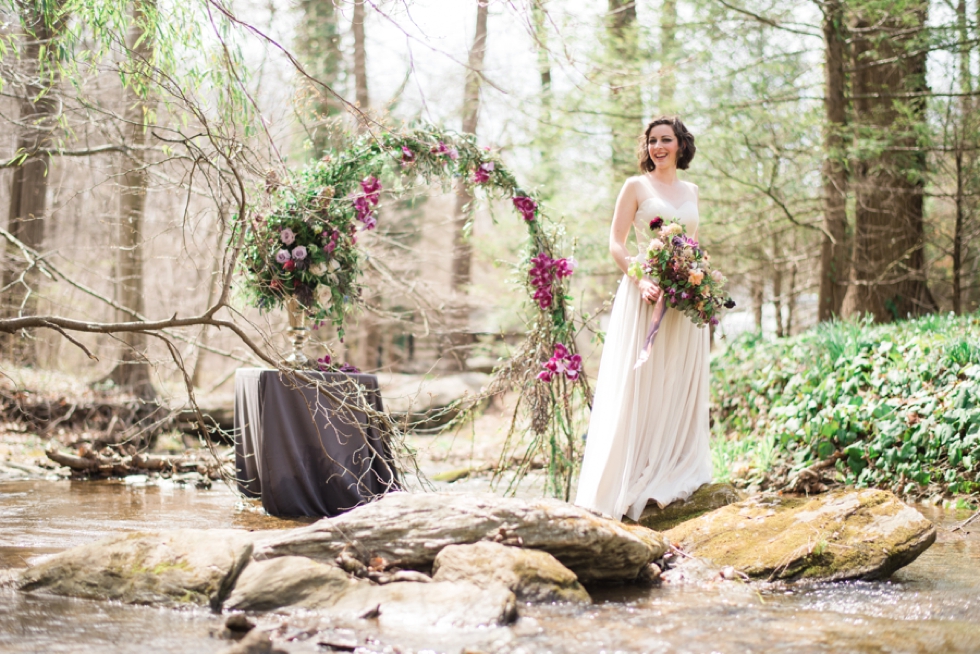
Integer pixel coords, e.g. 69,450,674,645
711,313,980,507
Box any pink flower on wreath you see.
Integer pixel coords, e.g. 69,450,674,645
513,195,537,222
360,176,381,205
400,146,416,166
537,343,583,383
280,228,296,245
292,246,308,261
276,249,291,264
431,141,459,161
473,161,495,184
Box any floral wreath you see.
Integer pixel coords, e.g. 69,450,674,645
236,124,591,498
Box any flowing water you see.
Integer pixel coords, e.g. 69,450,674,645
0,479,977,654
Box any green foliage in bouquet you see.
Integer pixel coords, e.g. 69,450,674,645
629,218,735,326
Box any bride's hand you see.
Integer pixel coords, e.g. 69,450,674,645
637,278,661,303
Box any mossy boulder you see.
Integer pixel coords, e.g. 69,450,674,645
636,483,743,531
664,488,936,581
432,541,590,604
19,529,257,609
253,492,667,582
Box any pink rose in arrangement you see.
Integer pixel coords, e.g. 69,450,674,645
275,249,291,264
473,161,495,184
513,195,537,222
280,228,296,245
292,246,308,261
283,259,296,272
537,343,583,383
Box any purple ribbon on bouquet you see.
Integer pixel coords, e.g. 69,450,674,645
633,294,667,370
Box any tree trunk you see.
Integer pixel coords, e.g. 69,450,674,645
445,0,489,371
841,3,936,322
659,0,677,112
606,0,642,179
772,234,784,338
2,1,63,364
816,0,850,321
104,0,156,399
352,0,369,112
297,0,343,155
952,0,973,315
752,274,763,331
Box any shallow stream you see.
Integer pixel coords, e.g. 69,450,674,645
1,480,977,653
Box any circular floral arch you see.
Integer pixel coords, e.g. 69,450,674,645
237,125,591,498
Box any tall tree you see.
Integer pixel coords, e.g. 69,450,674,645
444,0,489,370
816,0,850,321
104,0,157,399
841,1,936,321
951,0,974,314
659,0,678,112
606,0,642,179
2,0,65,363
296,0,344,155
352,0,369,113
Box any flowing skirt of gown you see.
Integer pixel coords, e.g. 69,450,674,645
574,275,712,521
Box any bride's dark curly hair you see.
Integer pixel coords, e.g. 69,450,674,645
638,116,696,172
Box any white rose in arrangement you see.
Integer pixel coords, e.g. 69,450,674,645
664,222,683,237
316,284,332,306
326,273,338,285
310,262,327,276
649,238,665,252
328,259,341,272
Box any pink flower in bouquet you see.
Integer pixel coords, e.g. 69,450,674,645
711,269,725,284
513,196,537,222
688,269,704,286
649,238,665,252
473,161,495,184
276,249,291,264
280,228,296,245
292,246,308,261
283,259,296,272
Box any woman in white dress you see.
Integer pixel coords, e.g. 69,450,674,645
574,116,712,521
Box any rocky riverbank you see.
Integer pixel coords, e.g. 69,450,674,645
14,486,937,652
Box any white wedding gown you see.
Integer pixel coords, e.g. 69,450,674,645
574,187,712,521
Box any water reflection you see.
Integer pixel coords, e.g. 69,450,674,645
1,480,977,654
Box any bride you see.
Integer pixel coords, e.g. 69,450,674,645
574,116,712,521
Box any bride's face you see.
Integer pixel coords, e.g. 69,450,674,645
647,125,679,169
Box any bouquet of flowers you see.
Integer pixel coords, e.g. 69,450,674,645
629,216,735,328
628,217,735,368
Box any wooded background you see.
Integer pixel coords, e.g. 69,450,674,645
1,0,977,401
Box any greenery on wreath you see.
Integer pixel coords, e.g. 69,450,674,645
235,124,591,498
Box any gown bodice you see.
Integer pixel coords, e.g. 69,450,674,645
633,193,700,253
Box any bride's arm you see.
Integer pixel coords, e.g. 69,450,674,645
609,179,661,303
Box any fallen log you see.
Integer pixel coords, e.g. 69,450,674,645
45,447,100,471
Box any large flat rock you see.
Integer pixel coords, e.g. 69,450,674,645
20,529,257,609
432,541,590,604
327,580,517,629
253,492,667,582
637,483,742,531
224,556,361,612
665,489,936,581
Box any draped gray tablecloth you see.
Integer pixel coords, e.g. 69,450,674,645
234,368,398,518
